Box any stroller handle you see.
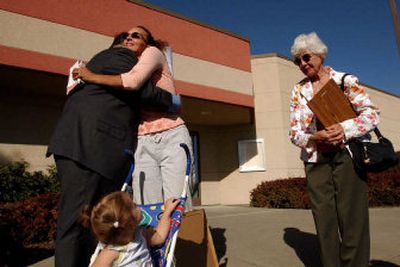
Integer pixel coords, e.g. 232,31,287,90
179,143,192,177
121,149,135,192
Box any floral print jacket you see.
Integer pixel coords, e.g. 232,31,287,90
289,67,380,162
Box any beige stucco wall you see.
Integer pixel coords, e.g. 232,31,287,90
251,55,306,180
366,89,400,149
187,124,258,205
196,54,311,205
0,144,54,172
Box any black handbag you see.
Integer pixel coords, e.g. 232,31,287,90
347,129,398,172
341,74,399,172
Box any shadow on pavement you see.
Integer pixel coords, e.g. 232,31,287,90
283,227,322,267
369,260,400,267
210,227,227,267
283,228,400,267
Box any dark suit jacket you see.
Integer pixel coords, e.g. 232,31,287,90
47,47,173,181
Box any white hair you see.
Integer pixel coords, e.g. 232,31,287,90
290,32,328,57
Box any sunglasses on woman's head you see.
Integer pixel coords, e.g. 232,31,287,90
294,53,312,66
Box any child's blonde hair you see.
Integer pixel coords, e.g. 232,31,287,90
80,191,140,245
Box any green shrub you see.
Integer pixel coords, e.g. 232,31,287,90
0,161,59,203
250,170,400,208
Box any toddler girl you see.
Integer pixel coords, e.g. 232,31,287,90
80,191,179,267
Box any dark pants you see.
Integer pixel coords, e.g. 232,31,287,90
54,156,121,267
305,150,370,267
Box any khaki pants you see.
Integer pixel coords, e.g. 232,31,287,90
133,124,193,210
305,150,370,267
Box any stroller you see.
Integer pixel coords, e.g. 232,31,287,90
121,143,192,267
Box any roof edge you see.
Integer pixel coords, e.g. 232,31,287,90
128,0,249,42
251,52,292,61
251,53,399,98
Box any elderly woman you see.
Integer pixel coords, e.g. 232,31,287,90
289,32,380,267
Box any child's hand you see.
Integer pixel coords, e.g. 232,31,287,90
149,198,182,247
164,198,180,215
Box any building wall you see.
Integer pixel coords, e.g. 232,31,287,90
0,67,65,171
1,1,398,205
187,124,257,205
0,1,253,173
2,52,398,205
194,54,310,205
0,2,254,106
367,89,400,148
252,55,306,180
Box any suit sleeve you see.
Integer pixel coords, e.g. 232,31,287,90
138,80,173,112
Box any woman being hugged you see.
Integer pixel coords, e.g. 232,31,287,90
288,32,379,267
74,26,193,210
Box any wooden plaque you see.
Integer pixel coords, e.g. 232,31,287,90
307,79,356,127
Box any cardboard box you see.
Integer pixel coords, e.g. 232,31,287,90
175,209,219,267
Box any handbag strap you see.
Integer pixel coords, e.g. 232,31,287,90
340,73,351,91
340,73,383,139
373,127,384,139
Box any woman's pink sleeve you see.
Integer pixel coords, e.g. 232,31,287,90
120,47,163,90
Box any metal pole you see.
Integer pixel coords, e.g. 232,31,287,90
389,0,400,56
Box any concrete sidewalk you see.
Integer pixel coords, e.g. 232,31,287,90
31,207,400,267
204,206,400,267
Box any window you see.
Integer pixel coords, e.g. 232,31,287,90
238,139,266,172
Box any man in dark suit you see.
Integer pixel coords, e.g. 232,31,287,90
47,46,177,267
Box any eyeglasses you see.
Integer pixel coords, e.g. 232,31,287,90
293,53,312,66
121,32,144,41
